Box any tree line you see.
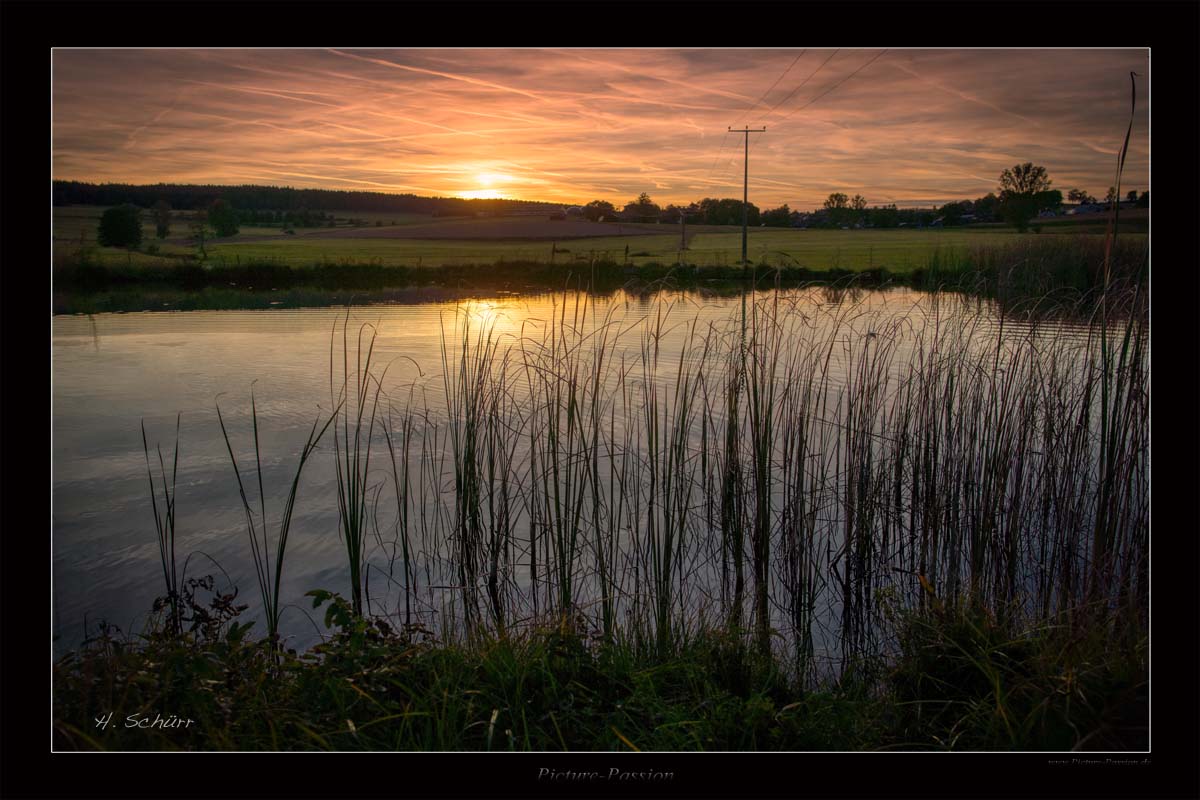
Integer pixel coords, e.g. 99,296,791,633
594,164,1147,233
53,181,558,216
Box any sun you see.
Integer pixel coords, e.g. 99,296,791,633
476,172,511,187
460,172,515,200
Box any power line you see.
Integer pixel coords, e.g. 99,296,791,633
734,49,806,127
773,49,889,124
711,51,839,185
752,49,840,128
714,50,888,198
704,51,807,187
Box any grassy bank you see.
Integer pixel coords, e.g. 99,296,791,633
53,594,1146,751
53,235,1147,315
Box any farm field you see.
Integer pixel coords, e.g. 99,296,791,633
54,204,1147,271
204,226,1146,271
206,234,679,267
241,215,665,241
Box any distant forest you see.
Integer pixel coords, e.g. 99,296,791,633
52,181,560,216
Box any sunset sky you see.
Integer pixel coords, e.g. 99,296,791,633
52,49,1149,211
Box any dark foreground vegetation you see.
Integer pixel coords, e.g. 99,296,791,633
54,595,1146,751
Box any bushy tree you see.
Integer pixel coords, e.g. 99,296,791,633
97,204,143,248
938,200,971,226
850,195,868,226
1067,188,1095,204
973,193,1000,222
761,204,792,227
823,192,852,227
997,163,1058,232
823,192,849,211
583,199,616,222
698,197,759,226
1126,189,1138,203
1136,191,1149,208
623,192,661,222
208,199,240,237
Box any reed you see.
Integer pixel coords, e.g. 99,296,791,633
330,312,387,617
141,414,182,635
215,388,337,650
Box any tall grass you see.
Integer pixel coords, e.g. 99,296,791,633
141,415,182,635
215,389,337,650
330,312,387,617
307,283,1145,688
120,272,1146,696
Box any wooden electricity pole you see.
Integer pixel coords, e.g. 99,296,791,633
729,127,765,265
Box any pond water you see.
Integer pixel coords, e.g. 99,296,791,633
52,287,1146,674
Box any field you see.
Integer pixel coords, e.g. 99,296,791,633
54,205,1148,271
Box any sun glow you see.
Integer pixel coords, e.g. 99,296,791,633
457,171,517,200
476,172,512,186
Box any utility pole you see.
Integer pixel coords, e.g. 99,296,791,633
729,127,765,265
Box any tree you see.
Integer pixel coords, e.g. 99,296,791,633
583,199,616,222
1126,189,1138,203
1067,188,1095,204
152,199,172,239
869,204,899,228
823,192,852,227
1136,191,1149,209
997,163,1058,232
623,192,661,222
208,198,239,237
823,192,849,211
97,204,143,248
190,211,211,258
761,204,792,227
973,193,1000,222
850,194,868,226
1104,186,1118,204
698,197,759,226
999,163,1053,195
938,200,969,226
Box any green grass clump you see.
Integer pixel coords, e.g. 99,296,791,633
54,594,1146,751
53,599,891,751
886,600,1148,750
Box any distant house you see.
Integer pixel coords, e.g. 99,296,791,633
566,206,583,217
